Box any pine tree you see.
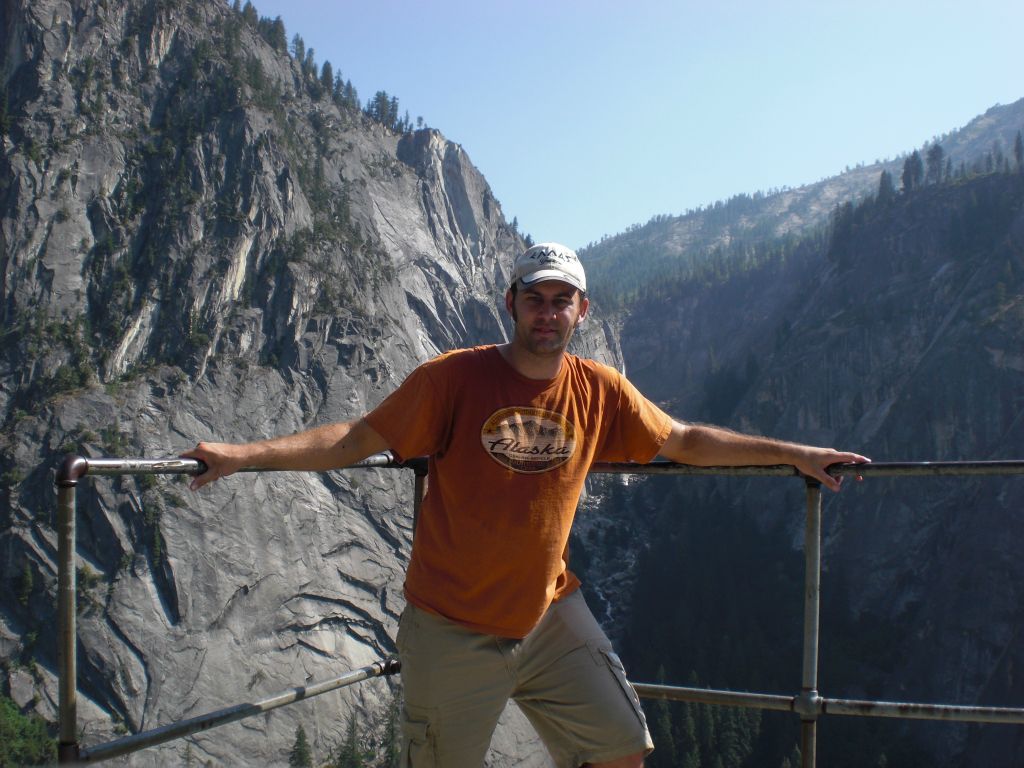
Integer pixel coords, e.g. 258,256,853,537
267,17,287,52
288,724,313,768
241,1,258,25
902,150,924,192
333,712,367,768
0,696,57,766
925,143,944,184
343,81,359,110
993,139,1005,169
676,684,699,768
876,170,896,206
827,201,856,268
366,91,392,126
0,86,10,138
1015,130,1023,172
291,34,305,62
18,561,33,606
697,702,717,758
648,666,677,767
320,61,334,94
380,690,401,767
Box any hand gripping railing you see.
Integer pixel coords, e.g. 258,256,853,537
52,456,1024,766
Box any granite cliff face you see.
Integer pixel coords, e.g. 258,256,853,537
0,1,618,764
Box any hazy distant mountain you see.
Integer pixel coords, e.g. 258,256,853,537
581,98,1024,308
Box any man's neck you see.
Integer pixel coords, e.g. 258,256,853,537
497,341,565,380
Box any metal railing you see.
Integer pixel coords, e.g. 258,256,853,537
51,455,1024,765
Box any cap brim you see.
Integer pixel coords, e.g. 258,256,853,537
519,269,586,291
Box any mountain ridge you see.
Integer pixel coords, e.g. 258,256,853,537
581,98,1024,307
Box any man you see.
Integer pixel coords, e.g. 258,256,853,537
185,243,868,767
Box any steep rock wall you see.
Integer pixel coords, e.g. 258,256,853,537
0,1,617,764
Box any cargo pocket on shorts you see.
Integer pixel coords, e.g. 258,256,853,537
591,643,649,730
401,717,436,767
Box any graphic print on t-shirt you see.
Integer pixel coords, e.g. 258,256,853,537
480,406,576,473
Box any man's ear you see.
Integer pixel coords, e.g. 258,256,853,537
505,289,516,321
576,295,590,325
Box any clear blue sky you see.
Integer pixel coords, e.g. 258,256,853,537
246,0,1024,250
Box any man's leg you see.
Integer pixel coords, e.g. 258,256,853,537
396,603,513,767
511,591,653,768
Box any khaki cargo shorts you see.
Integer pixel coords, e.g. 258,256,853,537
396,589,653,767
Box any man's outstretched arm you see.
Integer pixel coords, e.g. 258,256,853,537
659,421,869,492
182,418,390,491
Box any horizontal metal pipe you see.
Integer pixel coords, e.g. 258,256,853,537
76,452,406,479
592,460,1024,477
828,461,1024,477
821,696,1024,724
633,682,795,713
82,458,209,476
218,453,404,475
592,462,801,477
78,658,400,764
633,682,1024,726
63,456,1024,481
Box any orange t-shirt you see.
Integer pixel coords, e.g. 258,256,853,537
365,345,672,638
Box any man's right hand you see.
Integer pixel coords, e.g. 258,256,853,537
181,442,250,491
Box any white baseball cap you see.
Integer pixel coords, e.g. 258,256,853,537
510,242,587,293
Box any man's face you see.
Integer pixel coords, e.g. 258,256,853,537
505,280,590,357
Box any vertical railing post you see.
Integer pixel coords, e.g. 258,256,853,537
799,479,823,768
56,455,88,764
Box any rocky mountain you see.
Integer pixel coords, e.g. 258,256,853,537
0,0,620,764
